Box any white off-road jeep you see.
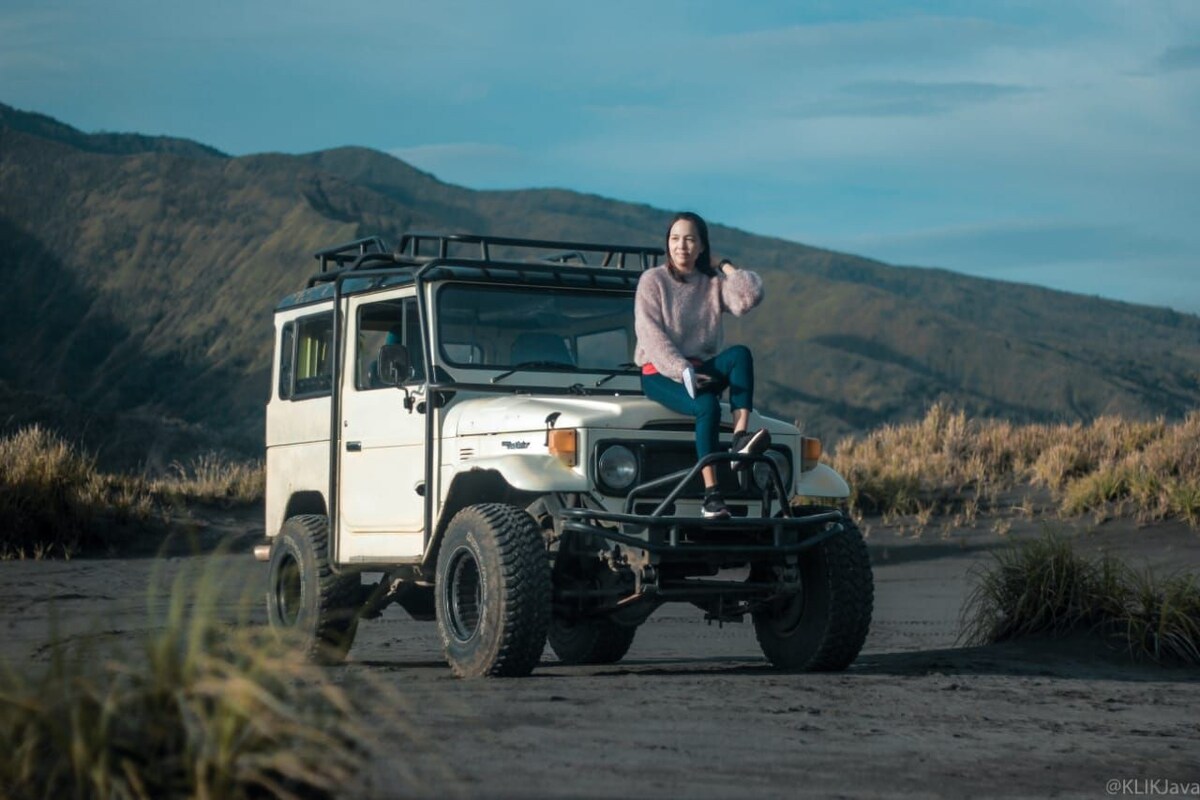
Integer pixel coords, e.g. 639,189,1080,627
259,233,873,677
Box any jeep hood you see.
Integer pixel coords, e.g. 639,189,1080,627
442,394,797,437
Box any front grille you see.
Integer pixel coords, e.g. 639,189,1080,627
641,445,696,485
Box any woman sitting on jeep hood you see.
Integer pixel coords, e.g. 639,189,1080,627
634,211,769,520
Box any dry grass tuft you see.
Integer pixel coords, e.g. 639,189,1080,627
961,533,1200,665
0,567,369,799
151,452,265,507
831,404,1200,528
0,426,264,559
832,403,1035,517
0,425,153,558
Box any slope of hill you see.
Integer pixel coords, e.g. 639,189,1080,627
2,101,1199,469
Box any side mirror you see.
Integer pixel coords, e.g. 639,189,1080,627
378,344,411,386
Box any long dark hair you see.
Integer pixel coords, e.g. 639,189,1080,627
665,211,717,281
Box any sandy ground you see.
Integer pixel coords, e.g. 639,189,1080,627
2,508,1198,799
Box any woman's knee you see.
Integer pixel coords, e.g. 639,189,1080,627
727,344,753,366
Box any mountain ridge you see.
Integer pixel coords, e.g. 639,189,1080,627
0,103,227,160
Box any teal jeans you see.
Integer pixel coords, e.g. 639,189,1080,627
641,345,754,459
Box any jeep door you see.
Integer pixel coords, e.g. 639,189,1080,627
337,292,427,561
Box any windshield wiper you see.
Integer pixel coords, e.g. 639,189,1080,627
491,361,577,384
594,363,639,387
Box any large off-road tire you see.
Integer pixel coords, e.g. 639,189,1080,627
548,616,638,665
266,514,362,664
753,514,873,671
435,503,551,678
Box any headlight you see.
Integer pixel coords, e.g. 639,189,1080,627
752,449,792,493
597,445,639,491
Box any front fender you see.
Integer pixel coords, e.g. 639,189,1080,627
794,463,850,499
450,455,590,492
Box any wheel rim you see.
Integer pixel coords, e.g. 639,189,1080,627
274,552,302,627
766,589,806,636
446,546,482,642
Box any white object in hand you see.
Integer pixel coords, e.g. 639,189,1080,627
682,365,698,399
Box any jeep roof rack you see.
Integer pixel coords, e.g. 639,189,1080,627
395,232,663,270
313,236,390,272
299,232,665,294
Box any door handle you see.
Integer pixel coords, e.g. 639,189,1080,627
346,441,362,452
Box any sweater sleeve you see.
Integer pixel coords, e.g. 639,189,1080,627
719,269,764,316
634,272,692,381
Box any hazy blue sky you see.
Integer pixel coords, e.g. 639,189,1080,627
3,1,1198,312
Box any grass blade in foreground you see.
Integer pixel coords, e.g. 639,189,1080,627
0,569,366,799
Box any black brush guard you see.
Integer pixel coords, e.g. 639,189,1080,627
558,451,845,559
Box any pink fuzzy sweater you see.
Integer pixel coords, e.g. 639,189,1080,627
634,265,764,381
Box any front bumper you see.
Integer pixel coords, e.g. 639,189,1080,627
560,451,845,558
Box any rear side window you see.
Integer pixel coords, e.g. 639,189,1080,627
279,312,334,400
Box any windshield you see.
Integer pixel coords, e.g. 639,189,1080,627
435,283,635,372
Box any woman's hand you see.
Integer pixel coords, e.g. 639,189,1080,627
714,257,737,276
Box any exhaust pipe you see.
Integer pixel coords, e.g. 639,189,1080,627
253,543,271,562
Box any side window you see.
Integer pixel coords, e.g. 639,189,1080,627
356,298,425,390
277,322,295,400
293,313,334,398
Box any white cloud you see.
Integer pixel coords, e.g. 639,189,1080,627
793,80,1033,118
713,15,1022,70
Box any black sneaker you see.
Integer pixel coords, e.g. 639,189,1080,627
702,491,731,519
730,428,771,470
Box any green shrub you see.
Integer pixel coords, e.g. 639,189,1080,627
961,533,1200,665
960,534,1122,643
1121,570,1200,664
